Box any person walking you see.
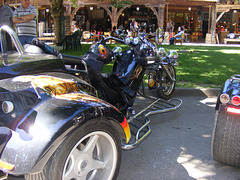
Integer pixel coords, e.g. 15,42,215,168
0,0,13,50
13,0,37,46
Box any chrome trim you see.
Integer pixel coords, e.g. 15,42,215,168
122,94,182,150
0,25,24,54
231,74,240,81
219,93,230,104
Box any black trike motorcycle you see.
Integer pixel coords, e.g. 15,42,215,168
0,25,181,179
211,74,240,167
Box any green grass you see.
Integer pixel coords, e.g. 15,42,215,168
162,45,240,88
55,44,240,88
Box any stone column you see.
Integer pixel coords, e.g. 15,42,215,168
146,4,165,28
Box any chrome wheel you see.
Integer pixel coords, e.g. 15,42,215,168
161,66,175,96
62,131,118,180
158,66,176,99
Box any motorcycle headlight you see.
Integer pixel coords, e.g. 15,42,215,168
168,50,178,59
125,37,131,44
158,47,166,57
132,37,139,45
2,101,14,114
112,46,122,56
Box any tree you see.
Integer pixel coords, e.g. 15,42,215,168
49,0,64,44
50,0,133,44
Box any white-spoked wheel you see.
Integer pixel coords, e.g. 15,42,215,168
31,119,122,180
63,131,118,180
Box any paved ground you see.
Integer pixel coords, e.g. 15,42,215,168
118,88,240,180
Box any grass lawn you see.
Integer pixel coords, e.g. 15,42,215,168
56,43,240,88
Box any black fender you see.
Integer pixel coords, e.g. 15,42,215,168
0,74,130,175
1,94,128,175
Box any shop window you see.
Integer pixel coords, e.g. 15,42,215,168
168,12,175,21
176,13,183,24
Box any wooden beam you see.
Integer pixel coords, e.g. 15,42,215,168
216,11,226,22
216,4,240,12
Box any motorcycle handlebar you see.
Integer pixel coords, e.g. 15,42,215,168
102,36,126,44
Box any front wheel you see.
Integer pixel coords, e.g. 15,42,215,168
211,106,240,166
158,65,176,100
40,119,122,180
147,66,176,100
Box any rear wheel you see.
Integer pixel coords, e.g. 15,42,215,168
39,119,121,180
211,106,240,166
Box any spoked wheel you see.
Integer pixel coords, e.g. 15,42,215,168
36,119,122,180
157,66,176,100
139,66,176,100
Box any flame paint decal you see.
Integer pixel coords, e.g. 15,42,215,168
120,117,131,143
98,44,109,60
12,75,131,142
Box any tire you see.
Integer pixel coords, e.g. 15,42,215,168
157,66,176,100
211,106,240,166
29,119,122,180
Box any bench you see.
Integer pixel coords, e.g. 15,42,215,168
38,37,55,41
224,38,240,44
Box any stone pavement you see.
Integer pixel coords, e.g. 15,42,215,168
118,87,240,180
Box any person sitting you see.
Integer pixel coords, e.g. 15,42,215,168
169,27,184,45
111,26,118,37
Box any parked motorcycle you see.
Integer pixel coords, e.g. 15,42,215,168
211,74,240,167
77,31,178,107
63,31,182,149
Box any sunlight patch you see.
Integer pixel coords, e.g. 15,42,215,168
218,50,240,54
200,97,217,107
177,148,216,179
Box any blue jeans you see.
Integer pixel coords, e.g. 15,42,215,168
19,36,36,46
169,37,175,45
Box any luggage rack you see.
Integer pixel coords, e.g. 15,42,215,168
122,93,182,150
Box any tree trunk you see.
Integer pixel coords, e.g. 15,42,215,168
49,0,64,44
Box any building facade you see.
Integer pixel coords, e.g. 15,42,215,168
6,0,240,43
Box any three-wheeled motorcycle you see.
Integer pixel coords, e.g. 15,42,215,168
211,74,240,167
0,25,181,179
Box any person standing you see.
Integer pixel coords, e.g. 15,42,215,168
130,20,138,37
13,0,37,46
0,0,13,50
168,20,174,40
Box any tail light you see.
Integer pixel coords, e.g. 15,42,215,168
232,95,240,106
226,106,240,115
220,93,230,104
